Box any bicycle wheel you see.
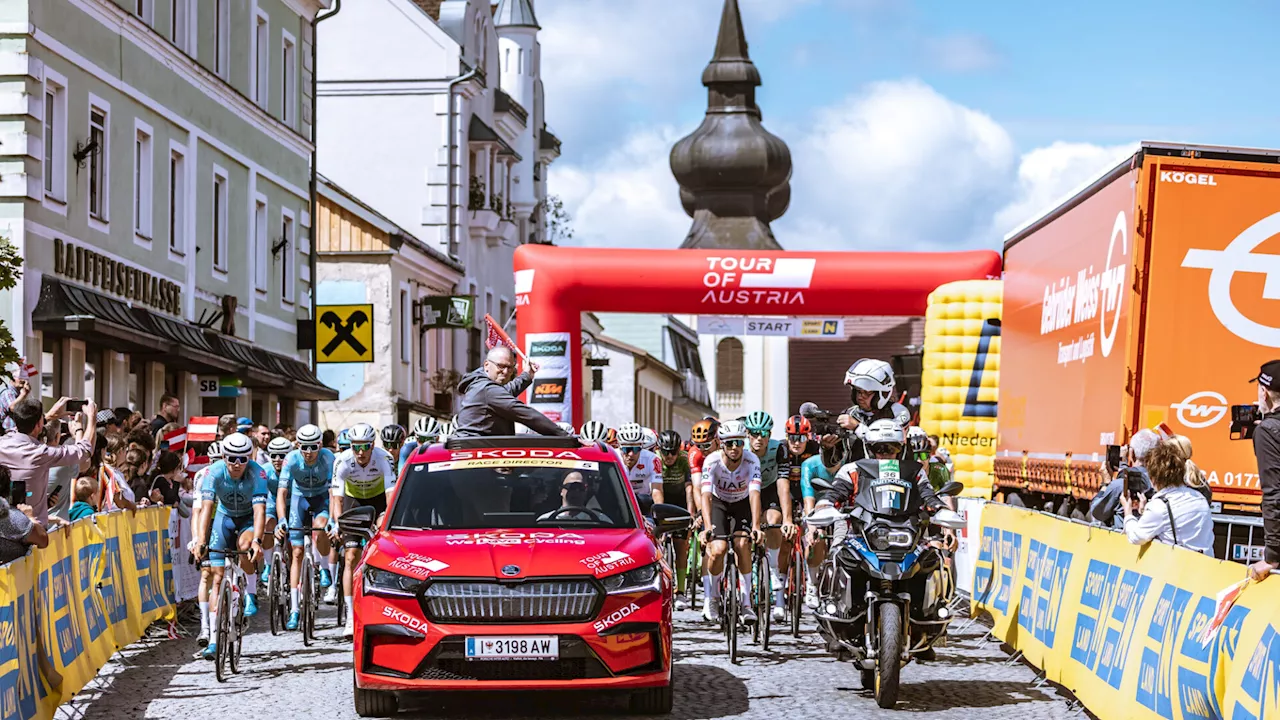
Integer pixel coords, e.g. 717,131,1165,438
789,545,804,638
686,532,701,611
301,556,314,647
268,557,282,636
756,550,771,651
230,574,244,674
725,550,739,664
215,582,231,682
276,554,290,630
335,551,346,628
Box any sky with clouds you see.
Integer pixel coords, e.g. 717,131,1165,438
535,0,1280,252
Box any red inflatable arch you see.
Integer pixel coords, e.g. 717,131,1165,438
512,244,1002,425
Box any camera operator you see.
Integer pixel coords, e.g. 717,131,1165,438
1247,360,1280,581
1088,428,1159,529
816,359,912,467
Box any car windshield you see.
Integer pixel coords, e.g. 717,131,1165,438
390,458,635,530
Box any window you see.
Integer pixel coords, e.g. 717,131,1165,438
212,170,228,273
171,0,189,51
419,311,431,370
400,290,411,364
133,124,153,240
88,105,108,221
42,76,67,201
280,212,294,304
517,49,523,74
134,0,152,24
281,32,296,125
716,337,744,394
254,197,268,292
592,368,603,392
168,147,186,254
214,0,229,77
252,11,269,106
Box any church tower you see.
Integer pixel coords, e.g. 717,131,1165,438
495,0,538,111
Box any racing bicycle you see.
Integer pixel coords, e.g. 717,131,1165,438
213,549,253,682
267,546,290,636
787,516,808,638
751,523,783,652
292,525,330,646
686,520,703,612
714,528,761,665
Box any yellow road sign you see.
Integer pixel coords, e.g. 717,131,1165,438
316,304,374,363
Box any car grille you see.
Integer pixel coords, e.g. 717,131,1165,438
414,636,610,681
421,579,601,624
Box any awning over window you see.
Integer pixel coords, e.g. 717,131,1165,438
34,278,338,400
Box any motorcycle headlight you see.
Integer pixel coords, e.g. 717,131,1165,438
600,563,661,594
363,567,420,597
865,525,915,551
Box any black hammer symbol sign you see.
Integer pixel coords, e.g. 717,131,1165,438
320,309,369,357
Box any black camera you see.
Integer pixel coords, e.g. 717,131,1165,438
1123,467,1147,495
799,402,844,437
9,479,27,507
1231,405,1260,441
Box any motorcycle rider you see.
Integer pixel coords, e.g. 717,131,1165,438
819,359,912,466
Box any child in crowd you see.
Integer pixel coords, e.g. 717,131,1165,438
68,477,98,521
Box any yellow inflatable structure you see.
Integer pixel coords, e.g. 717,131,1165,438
920,280,1002,498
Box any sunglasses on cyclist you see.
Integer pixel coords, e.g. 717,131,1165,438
748,431,769,439
224,456,250,465
351,443,373,452
621,446,643,454
268,453,289,461
299,443,320,452
787,434,808,443
695,442,713,451
660,448,679,455
723,439,745,448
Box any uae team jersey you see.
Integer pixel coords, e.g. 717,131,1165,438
700,449,762,503
623,450,662,495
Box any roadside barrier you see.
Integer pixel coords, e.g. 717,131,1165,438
0,507,174,720
971,503,1279,720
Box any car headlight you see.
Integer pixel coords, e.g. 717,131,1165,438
600,563,660,594
363,567,420,597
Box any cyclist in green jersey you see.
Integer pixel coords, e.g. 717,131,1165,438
652,430,695,610
744,411,793,622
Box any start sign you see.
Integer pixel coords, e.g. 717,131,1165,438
316,304,375,363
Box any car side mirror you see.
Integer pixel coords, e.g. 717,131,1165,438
930,508,966,530
637,494,655,517
650,503,692,536
338,505,378,538
937,481,965,497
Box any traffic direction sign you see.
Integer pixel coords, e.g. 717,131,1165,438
316,303,374,363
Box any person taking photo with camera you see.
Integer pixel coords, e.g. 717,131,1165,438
0,397,96,523
1246,360,1280,581
1088,428,1159,528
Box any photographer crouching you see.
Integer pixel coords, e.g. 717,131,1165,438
1246,360,1280,581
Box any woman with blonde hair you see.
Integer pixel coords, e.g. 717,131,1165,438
1168,435,1213,503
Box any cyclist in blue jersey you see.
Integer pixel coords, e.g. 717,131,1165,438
799,452,841,608
744,411,793,622
399,417,441,468
262,436,293,582
274,423,336,631
337,429,351,453
192,433,267,660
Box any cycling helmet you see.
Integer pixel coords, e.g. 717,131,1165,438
907,426,929,454
744,411,773,435
267,436,294,454
579,420,609,443
221,432,254,458
658,430,682,453
605,427,619,446
641,427,658,450
348,423,376,444
207,441,223,459
296,424,322,444
412,417,441,441
717,419,748,442
784,415,811,436
863,419,905,457
381,423,406,445
844,358,896,409
556,421,576,435
439,421,454,439
690,419,719,445
337,429,351,450
617,423,646,446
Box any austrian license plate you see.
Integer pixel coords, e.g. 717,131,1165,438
465,636,559,660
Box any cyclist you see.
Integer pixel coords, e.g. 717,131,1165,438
605,427,620,449
652,429,695,609
699,420,762,624
400,417,442,467
192,433,267,660
277,424,336,631
617,423,661,501
688,418,719,601
579,420,610,445
798,449,842,608
330,422,395,636
262,436,294,582
785,415,820,467
820,359,912,466
744,411,793,622
191,440,222,648
336,429,351,453
380,424,406,476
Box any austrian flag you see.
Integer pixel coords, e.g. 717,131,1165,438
187,416,219,441
162,426,187,453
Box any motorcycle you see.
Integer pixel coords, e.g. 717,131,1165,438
807,465,966,709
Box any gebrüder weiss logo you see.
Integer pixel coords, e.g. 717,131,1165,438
701,257,816,306
1182,210,1280,348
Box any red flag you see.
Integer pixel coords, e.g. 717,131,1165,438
187,416,218,441
163,426,187,454
484,314,527,373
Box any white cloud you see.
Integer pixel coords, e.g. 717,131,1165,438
925,33,1001,73
991,141,1137,239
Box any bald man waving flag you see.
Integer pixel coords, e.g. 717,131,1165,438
453,346,569,438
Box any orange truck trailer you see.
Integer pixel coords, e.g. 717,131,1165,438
994,142,1280,560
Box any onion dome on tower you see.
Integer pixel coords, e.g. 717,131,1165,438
670,0,793,250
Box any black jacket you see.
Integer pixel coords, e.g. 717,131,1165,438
452,369,567,438
1255,413,1280,563
821,457,945,513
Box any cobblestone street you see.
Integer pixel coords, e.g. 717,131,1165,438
60,602,1076,719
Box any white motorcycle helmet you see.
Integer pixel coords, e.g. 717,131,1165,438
844,358,896,410
906,426,929,454
862,419,905,458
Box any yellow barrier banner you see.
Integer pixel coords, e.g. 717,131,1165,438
972,504,1280,720
0,507,175,720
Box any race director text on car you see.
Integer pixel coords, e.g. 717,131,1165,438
453,346,568,438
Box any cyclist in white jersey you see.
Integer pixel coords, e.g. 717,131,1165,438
617,423,662,500
329,424,395,635
698,420,763,624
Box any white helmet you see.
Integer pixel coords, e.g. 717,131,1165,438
844,358,895,409
296,424,322,444
906,426,929,453
348,423,376,444
863,419,905,456
579,420,609,443
267,436,294,454
641,427,658,450
413,417,441,440
556,421,576,435
717,420,748,442
439,421,454,439
617,423,646,445
221,432,254,458
207,441,223,459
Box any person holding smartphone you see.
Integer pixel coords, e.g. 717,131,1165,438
0,397,96,524
1248,361,1280,581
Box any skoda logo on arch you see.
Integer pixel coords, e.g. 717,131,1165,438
1182,211,1280,348
1170,391,1229,429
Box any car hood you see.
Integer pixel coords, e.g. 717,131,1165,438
366,527,660,581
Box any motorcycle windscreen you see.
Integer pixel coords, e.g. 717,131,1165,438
852,459,920,517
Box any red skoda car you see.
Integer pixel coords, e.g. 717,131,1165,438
350,436,691,717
